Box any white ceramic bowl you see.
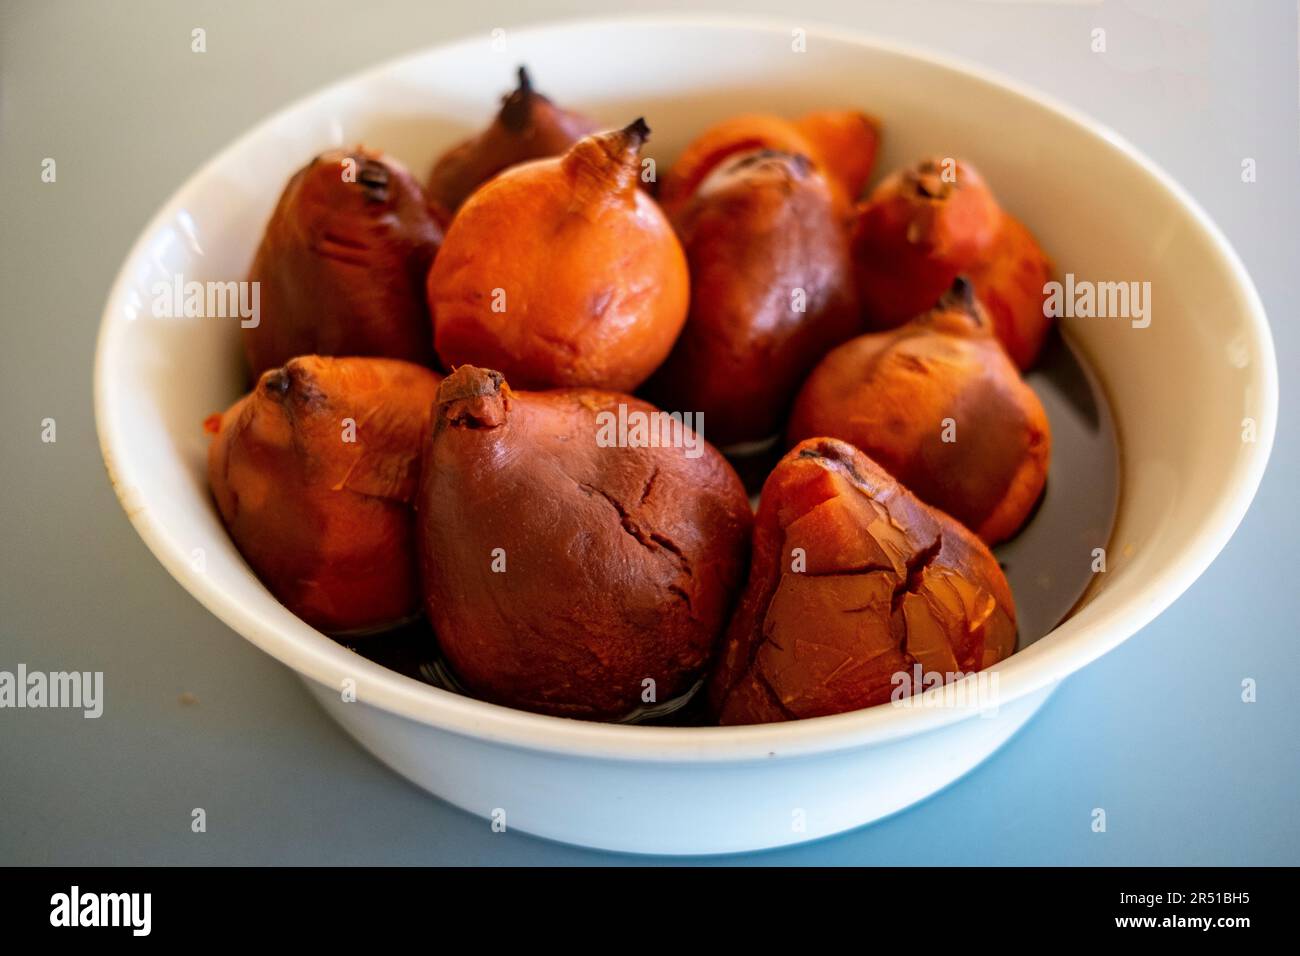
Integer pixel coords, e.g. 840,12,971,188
95,16,1276,855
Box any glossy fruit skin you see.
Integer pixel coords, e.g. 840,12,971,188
966,213,1054,370
427,66,597,215
850,156,1054,369
428,121,689,392
707,438,1017,725
417,365,752,721
787,281,1050,545
244,148,443,379
851,157,1000,329
207,356,442,634
658,110,881,219
645,150,861,447
793,110,881,203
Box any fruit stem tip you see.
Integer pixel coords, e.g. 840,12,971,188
623,116,651,146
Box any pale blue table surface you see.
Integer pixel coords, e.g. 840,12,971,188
1,0,1295,864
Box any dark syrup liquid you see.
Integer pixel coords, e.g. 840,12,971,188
345,329,1120,727
999,330,1120,642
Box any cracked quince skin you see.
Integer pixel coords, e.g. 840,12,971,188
416,365,752,720
707,437,1017,725
787,278,1050,545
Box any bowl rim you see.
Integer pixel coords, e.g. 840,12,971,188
94,12,1278,763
